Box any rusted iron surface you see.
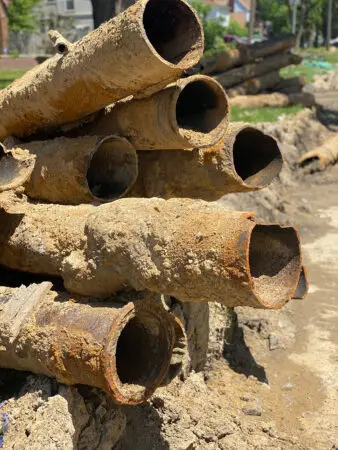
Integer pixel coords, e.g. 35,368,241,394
78,75,229,150
0,195,302,309
231,92,315,109
0,0,203,140
298,134,338,171
2,135,138,204
293,266,309,300
0,283,182,405
129,124,283,200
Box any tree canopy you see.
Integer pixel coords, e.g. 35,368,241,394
7,0,40,33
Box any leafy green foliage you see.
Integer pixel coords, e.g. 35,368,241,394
191,0,227,54
226,19,248,37
259,0,290,36
8,0,41,33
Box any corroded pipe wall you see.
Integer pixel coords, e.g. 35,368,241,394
3,135,138,204
298,134,338,171
0,283,180,405
79,75,229,150
0,196,302,309
129,124,283,200
231,92,315,109
0,0,203,139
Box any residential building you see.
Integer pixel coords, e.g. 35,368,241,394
43,0,93,38
203,0,251,28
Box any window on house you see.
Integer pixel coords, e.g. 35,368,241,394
66,0,75,10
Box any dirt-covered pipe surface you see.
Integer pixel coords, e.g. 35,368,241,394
0,196,302,309
0,282,181,404
298,134,338,172
0,0,203,140
2,136,138,204
79,75,229,150
129,124,283,200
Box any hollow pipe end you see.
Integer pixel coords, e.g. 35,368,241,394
0,145,35,193
229,126,284,190
86,135,138,203
175,75,230,149
101,300,177,405
247,223,302,309
140,0,204,70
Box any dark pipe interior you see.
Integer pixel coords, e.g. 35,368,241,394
233,128,283,186
87,139,137,200
143,0,201,64
176,80,225,133
116,315,168,388
249,225,300,307
0,265,65,291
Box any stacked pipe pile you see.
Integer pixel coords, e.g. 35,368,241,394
195,35,314,108
0,0,306,406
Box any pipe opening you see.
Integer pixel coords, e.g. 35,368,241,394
233,128,283,187
86,137,137,201
0,145,35,192
176,80,226,134
116,314,169,389
143,0,202,65
249,225,301,308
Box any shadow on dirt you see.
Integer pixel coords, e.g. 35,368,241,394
223,311,268,384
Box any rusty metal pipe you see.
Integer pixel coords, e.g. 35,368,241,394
0,0,203,140
298,135,338,171
0,282,181,405
0,196,302,309
79,75,229,150
129,124,283,200
1,136,138,204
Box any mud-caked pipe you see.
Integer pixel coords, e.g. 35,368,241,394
0,0,203,139
81,75,229,150
298,135,338,172
0,282,181,405
3,136,138,204
129,124,283,200
0,196,302,309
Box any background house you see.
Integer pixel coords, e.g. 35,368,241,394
203,0,251,28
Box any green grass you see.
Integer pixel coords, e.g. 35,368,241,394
298,47,338,65
230,105,303,123
0,69,27,89
280,64,324,83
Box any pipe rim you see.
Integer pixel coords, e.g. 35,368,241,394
174,75,229,148
86,136,138,202
102,301,174,405
0,144,35,193
140,0,204,70
246,223,302,309
230,126,284,189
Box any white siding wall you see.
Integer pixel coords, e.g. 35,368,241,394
207,6,230,27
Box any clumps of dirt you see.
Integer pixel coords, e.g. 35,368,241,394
305,71,338,93
1,372,126,449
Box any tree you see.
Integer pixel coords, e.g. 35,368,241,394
190,0,227,54
7,0,40,33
